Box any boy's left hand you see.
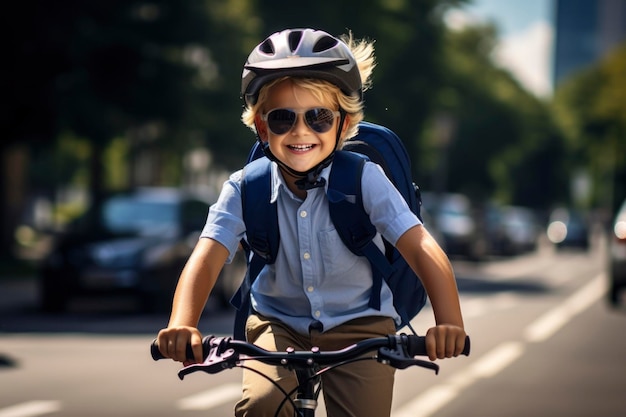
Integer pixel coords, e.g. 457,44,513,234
425,324,467,361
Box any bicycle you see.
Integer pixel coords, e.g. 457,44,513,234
151,333,471,417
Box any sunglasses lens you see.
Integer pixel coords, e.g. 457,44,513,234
305,108,336,133
265,108,337,134
267,109,297,135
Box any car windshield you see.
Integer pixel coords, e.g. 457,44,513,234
102,197,178,234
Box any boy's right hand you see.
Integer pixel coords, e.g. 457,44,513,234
156,326,204,364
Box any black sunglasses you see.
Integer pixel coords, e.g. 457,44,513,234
261,107,341,135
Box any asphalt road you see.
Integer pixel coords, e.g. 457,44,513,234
1,240,625,417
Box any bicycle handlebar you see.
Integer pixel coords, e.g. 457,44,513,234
151,334,470,379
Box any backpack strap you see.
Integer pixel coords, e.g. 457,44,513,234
231,157,278,340
240,158,279,264
328,151,395,310
246,140,266,164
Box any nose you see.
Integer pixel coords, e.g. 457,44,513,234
291,113,310,134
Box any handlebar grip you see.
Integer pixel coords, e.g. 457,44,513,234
150,336,214,361
405,335,471,357
150,339,165,360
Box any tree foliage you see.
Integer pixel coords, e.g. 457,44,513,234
249,0,466,168
2,0,257,255
552,41,626,211
421,23,567,209
4,0,584,260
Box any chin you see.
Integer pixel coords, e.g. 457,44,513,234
284,158,319,173
290,165,316,173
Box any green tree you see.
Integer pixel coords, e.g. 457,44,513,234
2,0,255,258
423,23,567,209
552,42,626,213
250,0,467,174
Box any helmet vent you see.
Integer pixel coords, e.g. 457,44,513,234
259,39,275,55
313,35,338,53
288,31,303,52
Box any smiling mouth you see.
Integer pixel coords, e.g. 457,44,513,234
287,144,315,152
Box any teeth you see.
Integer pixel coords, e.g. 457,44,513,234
289,144,314,151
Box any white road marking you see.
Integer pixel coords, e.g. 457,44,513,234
165,272,606,416
466,342,525,379
394,273,606,417
525,273,606,342
393,342,524,417
177,383,241,410
0,401,61,417
394,385,459,417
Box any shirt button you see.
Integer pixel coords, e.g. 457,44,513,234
314,310,321,318
307,286,314,292
300,210,307,218
303,252,311,260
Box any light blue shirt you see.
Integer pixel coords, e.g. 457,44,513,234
201,160,421,335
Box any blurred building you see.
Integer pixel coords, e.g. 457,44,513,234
553,0,626,86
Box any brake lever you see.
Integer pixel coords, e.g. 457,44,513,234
378,347,440,374
177,337,239,380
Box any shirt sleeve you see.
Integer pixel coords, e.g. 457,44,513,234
360,161,421,246
200,170,246,263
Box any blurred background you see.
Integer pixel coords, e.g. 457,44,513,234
1,1,626,416
2,0,625,311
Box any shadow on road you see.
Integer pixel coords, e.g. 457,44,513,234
455,275,548,295
0,256,562,336
0,288,235,336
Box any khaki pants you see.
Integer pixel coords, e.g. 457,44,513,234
234,314,396,417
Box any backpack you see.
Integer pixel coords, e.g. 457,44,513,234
230,121,427,340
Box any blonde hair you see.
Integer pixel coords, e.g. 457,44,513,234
241,32,376,146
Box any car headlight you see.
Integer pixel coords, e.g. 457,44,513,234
615,220,626,241
547,221,567,243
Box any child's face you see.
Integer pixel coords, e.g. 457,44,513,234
256,79,344,174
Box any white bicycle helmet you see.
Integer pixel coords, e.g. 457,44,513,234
241,28,362,106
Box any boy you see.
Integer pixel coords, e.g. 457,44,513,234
156,28,466,417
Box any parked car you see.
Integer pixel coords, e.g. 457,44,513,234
495,205,540,255
421,192,487,260
39,187,244,313
546,208,590,250
608,199,626,306
419,205,447,252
